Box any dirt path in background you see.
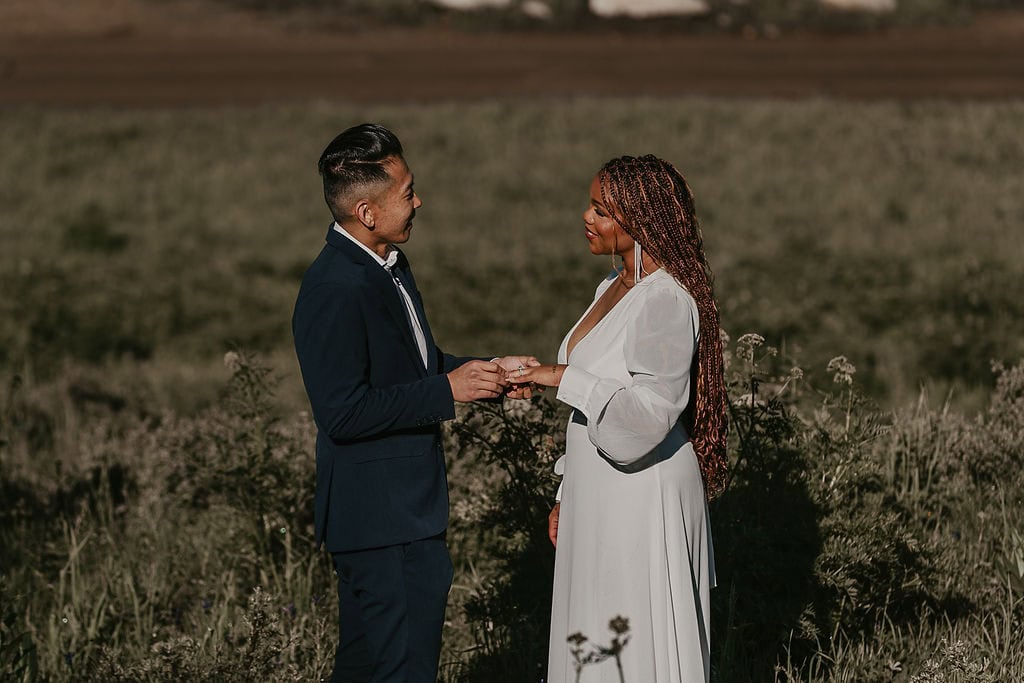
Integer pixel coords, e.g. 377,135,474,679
1,0,1022,105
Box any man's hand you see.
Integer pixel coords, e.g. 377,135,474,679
448,360,509,402
493,356,541,399
548,503,560,548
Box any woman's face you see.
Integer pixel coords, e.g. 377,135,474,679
582,174,633,257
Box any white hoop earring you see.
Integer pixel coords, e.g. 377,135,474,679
634,241,642,283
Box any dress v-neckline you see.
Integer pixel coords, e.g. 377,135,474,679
565,269,661,361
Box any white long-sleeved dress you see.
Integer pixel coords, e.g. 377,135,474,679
547,268,715,683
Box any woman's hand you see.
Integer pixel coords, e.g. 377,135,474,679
507,363,566,388
548,503,560,548
493,356,542,399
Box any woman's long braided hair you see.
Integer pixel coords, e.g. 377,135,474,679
599,154,728,499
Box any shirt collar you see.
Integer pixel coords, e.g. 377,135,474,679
332,222,398,270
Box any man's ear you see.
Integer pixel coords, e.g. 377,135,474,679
354,199,375,230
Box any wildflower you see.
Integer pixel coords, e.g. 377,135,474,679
608,616,630,635
223,351,242,372
827,355,856,385
453,497,489,524
737,333,764,348
736,333,766,363
788,366,804,381
567,632,588,646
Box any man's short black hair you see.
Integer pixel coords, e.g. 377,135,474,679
318,123,404,220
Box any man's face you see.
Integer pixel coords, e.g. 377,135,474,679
368,156,421,246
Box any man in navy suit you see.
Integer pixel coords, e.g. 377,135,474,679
292,123,537,682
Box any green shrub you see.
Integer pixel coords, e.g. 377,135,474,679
439,334,1024,680
3,350,1024,680
444,397,564,681
0,353,334,680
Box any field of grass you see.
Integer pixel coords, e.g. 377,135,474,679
1,99,1023,680
2,100,1022,413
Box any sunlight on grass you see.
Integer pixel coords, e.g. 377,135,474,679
2,99,1023,681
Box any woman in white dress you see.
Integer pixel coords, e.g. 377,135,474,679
509,155,729,683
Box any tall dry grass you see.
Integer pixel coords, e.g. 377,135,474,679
2,99,1023,680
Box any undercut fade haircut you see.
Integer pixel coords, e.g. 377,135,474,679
318,123,404,220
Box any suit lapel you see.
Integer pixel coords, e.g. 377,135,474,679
325,227,427,377
393,255,439,376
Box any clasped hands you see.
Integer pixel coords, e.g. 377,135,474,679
447,356,567,403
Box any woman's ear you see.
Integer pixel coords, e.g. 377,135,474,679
354,199,375,230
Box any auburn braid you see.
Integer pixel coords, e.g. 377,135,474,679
598,155,729,499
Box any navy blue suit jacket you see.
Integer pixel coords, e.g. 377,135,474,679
292,226,477,552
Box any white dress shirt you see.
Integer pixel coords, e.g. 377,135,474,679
333,223,429,369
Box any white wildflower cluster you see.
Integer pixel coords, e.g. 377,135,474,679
737,333,764,347
453,493,491,524
827,355,856,385
223,350,243,372
736,333,765,364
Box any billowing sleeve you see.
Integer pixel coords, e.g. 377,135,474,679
555,286,699,466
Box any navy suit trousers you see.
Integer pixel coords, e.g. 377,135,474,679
331,534,454,682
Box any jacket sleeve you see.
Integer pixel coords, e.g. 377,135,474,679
555,286,699,466
293,282,455,443
440,350,482,374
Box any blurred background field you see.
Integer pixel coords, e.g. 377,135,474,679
2,99,1022,415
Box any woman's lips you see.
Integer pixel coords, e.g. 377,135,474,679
584,228,598,240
